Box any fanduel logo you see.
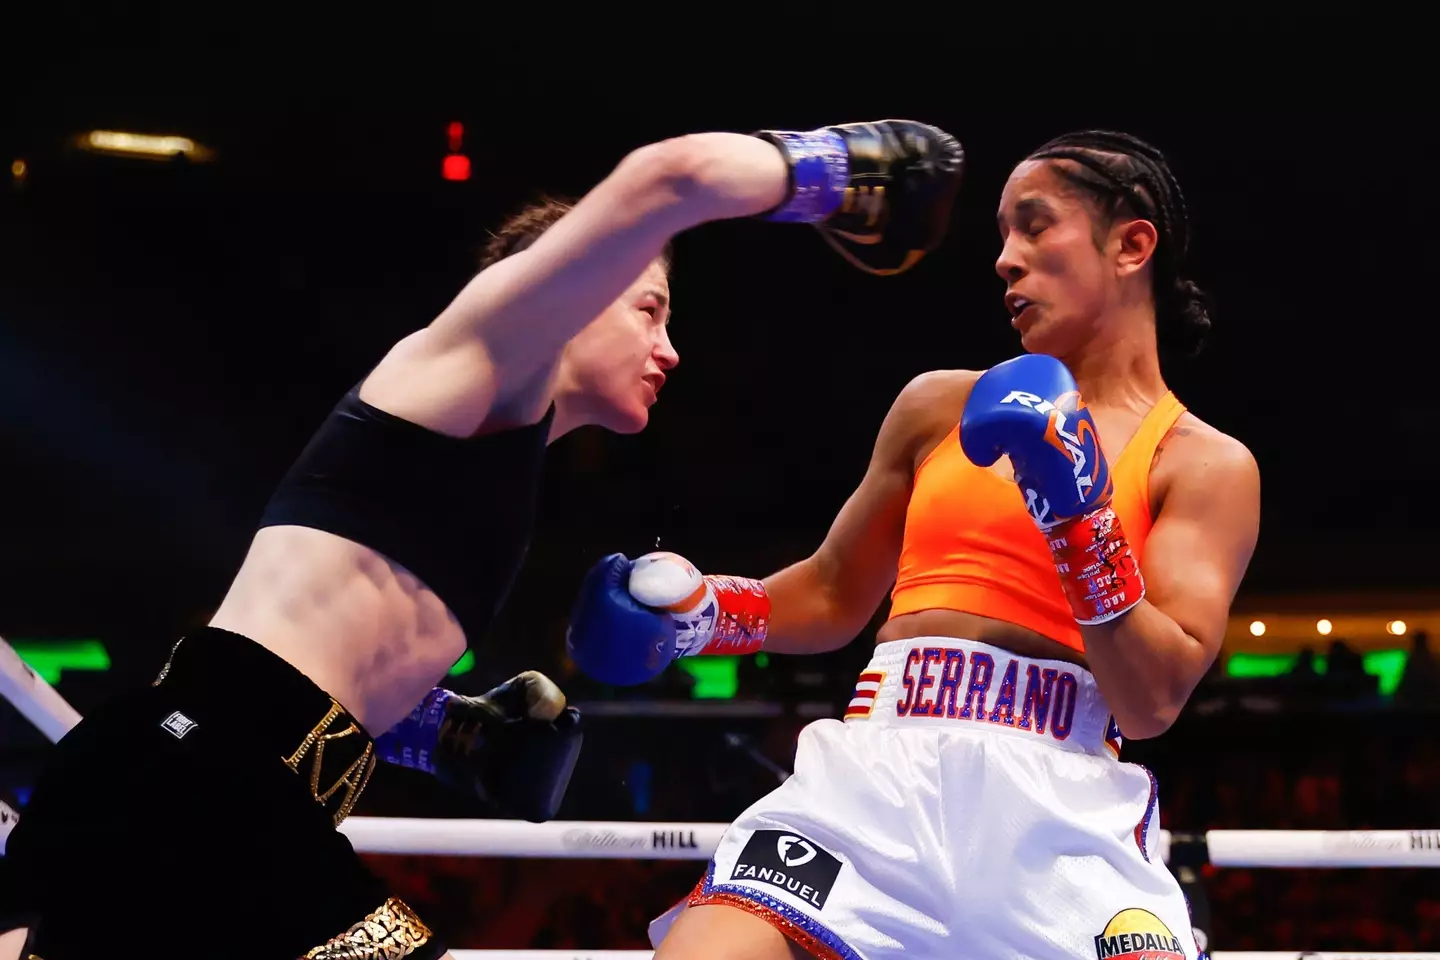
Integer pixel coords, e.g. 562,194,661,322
730,830,843,910
777,835,817,867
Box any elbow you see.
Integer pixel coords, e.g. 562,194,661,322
1113,700,1183,741
761,554,876,655
810,563,882,650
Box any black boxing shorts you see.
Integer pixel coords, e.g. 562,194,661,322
4,626,445,960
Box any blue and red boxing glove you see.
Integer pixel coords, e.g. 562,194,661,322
960,354,1144,625
566,552,770,686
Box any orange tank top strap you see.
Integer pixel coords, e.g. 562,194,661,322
1106,391,1187,563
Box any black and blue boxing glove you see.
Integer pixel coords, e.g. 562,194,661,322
960,353,1144,625
376,673,581,823
752,120,965,276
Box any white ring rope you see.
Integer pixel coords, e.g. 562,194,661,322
2,645,1437,871
2,648,1437,872
338,817,1440,869
0,635,81,743
448,953,1440,960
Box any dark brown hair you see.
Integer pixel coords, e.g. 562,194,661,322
479,195,674,272
1027,131,1210,358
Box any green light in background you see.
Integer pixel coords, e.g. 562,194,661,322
12,639,111,685
1225,650,1409,695
1225,652,1298,677
755,652,770,669
675,656,738,699
448,649,476,677
1364,650,1408,695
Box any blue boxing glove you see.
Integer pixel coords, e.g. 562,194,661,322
566,552,772,686
565,554,678,686
960,354,1144,625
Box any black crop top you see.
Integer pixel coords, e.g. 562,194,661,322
258,386,552,647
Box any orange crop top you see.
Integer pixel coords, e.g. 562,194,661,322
888,392,1186,653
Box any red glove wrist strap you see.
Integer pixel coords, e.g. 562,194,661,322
701,575,770,655
1048,506,1145,626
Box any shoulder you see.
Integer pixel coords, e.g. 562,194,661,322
1152,410,1260,514
882,369,983,467
894,368,983,408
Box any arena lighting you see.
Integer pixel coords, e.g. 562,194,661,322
1316,618,1333,636
1387,619,1408,636
79,129,215,161
674,656,739,698
1225,650,1410,695
442,154,472,181
442,120,471,182
448,649,476,676
9,639,111,685
1248,620,1266,637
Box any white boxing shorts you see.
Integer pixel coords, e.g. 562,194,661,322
652,637,1199,960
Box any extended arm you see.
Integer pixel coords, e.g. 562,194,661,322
362,120,964,440
566,372,970,685
361,134,790,437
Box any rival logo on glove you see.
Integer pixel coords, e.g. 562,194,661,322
1000,388,1111,530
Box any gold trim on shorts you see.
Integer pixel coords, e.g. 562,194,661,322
302,897,433,959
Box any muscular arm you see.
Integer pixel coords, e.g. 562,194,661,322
1082,430,1261,739
761,372,969,654
361,133,789,437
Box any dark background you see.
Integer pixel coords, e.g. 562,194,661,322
1,25,1436,952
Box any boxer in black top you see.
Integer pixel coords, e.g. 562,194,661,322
2,120,964,960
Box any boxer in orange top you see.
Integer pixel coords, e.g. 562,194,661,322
567,130,1260,960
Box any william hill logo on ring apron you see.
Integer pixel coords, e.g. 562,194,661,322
1093,908,1185,960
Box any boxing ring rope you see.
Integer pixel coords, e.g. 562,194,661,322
0,635,82,744
4,639,1439,957
339,820,1440,960
336,816,1440,869
343,818,1440,957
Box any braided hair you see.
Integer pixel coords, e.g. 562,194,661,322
1027,131,1210,358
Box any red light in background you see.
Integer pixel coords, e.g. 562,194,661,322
447,122,464,153
442,153,471,181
